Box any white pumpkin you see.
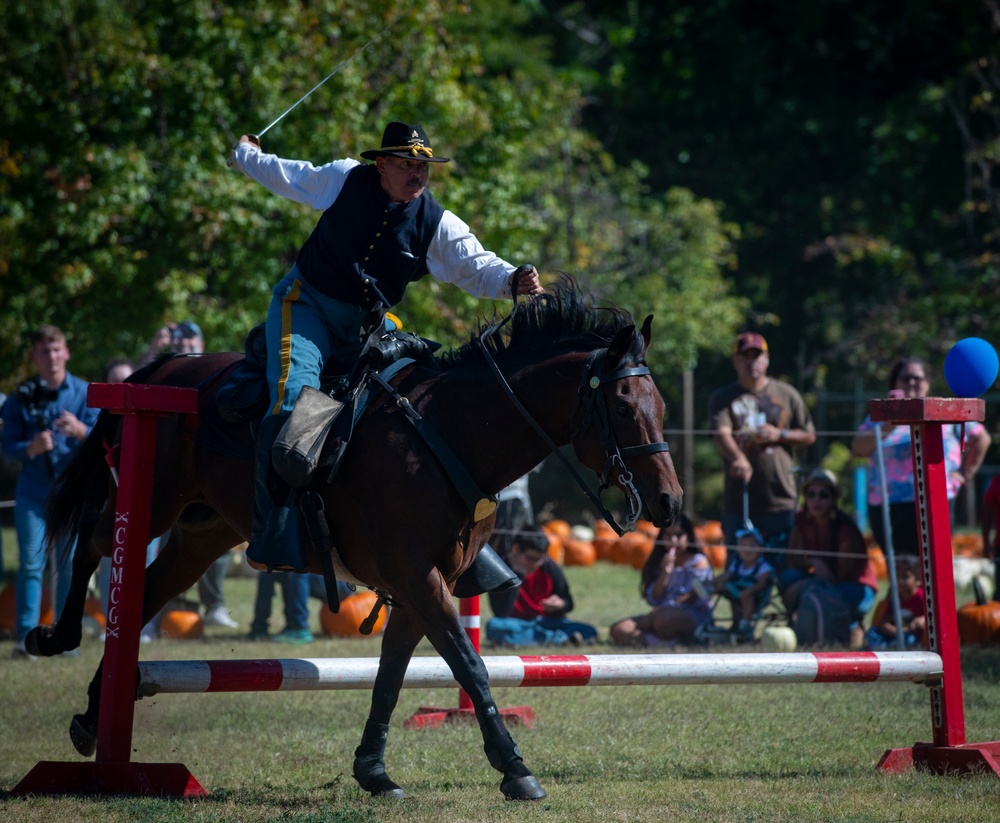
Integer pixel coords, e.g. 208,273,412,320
760,626,797,652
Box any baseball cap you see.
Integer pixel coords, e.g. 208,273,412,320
172,320,203,341
733,332,768,355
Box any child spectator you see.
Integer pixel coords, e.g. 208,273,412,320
713,527,775,638
865,556,927,649
485,525,597,647
609,513,714,646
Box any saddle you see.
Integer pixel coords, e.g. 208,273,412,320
215,317,441,618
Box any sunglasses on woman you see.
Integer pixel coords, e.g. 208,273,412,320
805,488,832,500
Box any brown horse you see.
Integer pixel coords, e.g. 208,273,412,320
32,279,682,800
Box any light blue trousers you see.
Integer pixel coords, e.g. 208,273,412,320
265,265,368,416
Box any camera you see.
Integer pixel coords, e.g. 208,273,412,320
15,378,59,416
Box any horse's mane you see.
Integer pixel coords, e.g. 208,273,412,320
437,275,637,371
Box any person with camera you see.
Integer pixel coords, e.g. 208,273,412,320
1,326,99,659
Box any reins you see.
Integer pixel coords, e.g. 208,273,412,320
474,313,670,536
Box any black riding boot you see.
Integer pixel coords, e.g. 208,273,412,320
246,413,309,572
453,543,521,598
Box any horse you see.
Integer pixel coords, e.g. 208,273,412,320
31,278,683,800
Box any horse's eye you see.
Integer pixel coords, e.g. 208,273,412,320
617,403,631,417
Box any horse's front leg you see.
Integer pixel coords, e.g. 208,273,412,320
410,573,546,801
353,607,422,798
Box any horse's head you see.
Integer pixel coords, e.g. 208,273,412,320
569,314,683,530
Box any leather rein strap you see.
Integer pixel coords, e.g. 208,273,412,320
475,322,670,536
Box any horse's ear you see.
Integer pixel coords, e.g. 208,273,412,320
607,324,636,368
640,315,653,352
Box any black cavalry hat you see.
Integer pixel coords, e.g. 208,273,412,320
360,121,451,163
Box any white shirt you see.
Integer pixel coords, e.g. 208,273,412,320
232,142,516,299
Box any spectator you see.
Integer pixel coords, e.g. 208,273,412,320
981,473,1000,602
609,513,715,646
139,321,238,629
485,525,597,647
865,556,926,650
488,465,542,567
1,326,100,659
249,572,353,644
851,356,990,557
780,468,878,648
229,121,542,574
709,332,816,560
711,526,776,638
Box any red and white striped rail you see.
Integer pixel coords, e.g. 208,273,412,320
137,651,943,696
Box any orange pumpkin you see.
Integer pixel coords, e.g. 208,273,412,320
695,520,725,546
952,532,984,557
592,521,618,561
958,600,1000,644
0,583,53,632
84,597,106,629
703,544,728,570
563,538,597,567
320,591,387,638
867,547,888,581
160,610,205,640
611,531,654,569
541,519,572,539
635,519,659,539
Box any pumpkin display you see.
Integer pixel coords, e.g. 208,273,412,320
320,591,387,638
592,520,618,562
563,538,597,567
867,547,888,581
159,609,205,640
0,583,53,633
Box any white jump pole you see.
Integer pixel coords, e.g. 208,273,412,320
137,651,943,696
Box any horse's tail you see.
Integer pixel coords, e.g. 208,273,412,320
45,408,120,551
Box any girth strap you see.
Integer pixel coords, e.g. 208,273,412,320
369,371,497,523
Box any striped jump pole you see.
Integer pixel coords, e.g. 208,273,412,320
14,382,204,798
137,651,945,696
404,594,537,728
870,396,1000,777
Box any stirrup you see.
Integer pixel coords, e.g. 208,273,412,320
453,544,520,598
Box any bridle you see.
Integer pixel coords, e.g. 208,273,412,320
475,322,671,536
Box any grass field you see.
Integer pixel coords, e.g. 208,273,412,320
2,526,1000,822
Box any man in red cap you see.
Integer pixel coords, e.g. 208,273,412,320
230,121,542,579
708,331,816,563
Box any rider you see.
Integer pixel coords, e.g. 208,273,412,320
230,121,543,576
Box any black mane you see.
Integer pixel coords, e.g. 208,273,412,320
438,275,636,371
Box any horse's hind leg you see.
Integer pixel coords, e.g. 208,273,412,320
352,608,421,798
26,514,102,657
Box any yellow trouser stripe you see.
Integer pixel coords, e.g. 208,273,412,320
272,278,302,415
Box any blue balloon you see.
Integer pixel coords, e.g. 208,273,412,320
944,338,999,397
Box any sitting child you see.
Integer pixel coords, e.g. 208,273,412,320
865,556,927,649
712,527,775,638
485,525,598,647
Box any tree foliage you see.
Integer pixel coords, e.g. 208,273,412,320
0,0,742,395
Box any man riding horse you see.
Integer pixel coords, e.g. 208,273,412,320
230,121,542,578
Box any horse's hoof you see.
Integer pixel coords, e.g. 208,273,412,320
500,773,547,801
25,625,67,658
355,771,405,799
70,714,97,757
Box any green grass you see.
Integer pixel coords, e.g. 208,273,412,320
2,529,1000,822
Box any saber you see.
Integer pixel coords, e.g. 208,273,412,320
227,15,400,165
